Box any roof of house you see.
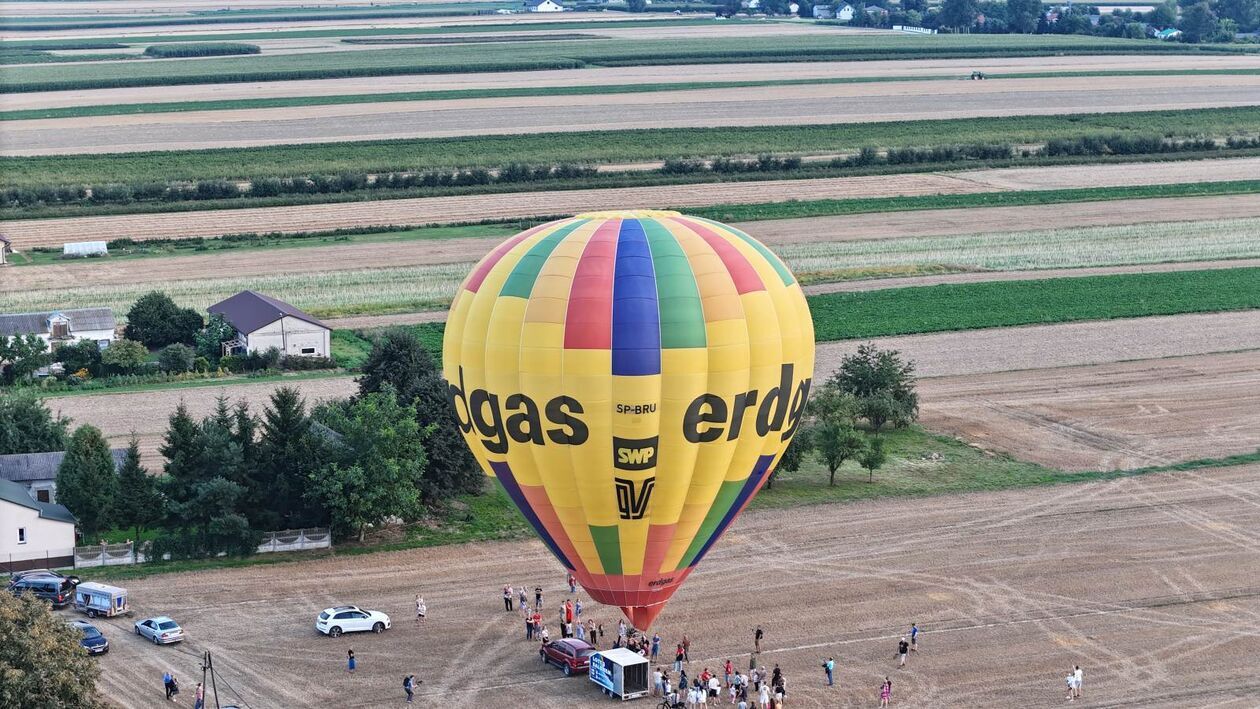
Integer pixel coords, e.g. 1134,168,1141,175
525,0,561,6
208,290,328,335
0,478,77,524
0,449,127,483
0,308,115,338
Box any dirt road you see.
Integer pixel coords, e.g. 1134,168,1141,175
80,463,1260,707
9,193,1257,289
8,157,1260,247
12,75,1260,155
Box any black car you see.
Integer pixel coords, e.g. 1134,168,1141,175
68,620,109,655
10,569,80,586
8,575,75,608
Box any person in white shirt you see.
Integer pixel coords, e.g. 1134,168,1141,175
1073,666,1083,698
654,668,664,696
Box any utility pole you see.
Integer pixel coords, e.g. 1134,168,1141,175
201,651,222,709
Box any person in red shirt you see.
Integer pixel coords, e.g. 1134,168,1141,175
724,659,734,687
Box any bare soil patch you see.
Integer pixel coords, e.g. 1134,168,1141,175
10,194,1256,290
918,351,1260,471
11,75,1260,155
13,54,1259,111
79,464,1260,707
44,375,357,464
10,157,1260,247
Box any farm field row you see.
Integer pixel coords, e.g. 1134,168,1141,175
7,157,1258,244
9,215,1260,317
7,106,1257,189
9,193,1256,290
8,34,1253,92
14,55,1258,112
12,74,1260,155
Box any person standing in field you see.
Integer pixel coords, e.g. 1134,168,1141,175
568,572,577,594
503,585,514,612
404,674,416,704
347,649,356,673
575,597,583,618
682,634,691,663
1065,671,1076,701
880,677,892,707
535,585,544,608
193,682,204,709
416,595,426,624
823,657,835,687
518,586,528,611
1073,666,1083,699
897,637,909,668
754,626,763,653
909,623,919,652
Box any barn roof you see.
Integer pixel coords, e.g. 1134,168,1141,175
208,290,328,335
0,478,76,524
0,308,115,337
0,449,127,483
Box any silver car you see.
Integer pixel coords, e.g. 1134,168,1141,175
134,616,184,644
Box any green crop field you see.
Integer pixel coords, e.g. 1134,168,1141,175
8,68,1257,122
5,107,1257,189
3,33,1248,92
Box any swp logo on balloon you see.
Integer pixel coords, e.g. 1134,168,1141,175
446,362,811,461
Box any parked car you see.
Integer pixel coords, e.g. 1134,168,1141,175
540,638,596,676
67,619,109,655
134,616,184,644
315,605,391,638
10,569,80,586
7,575,75,608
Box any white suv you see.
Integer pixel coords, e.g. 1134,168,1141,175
316,605,391,637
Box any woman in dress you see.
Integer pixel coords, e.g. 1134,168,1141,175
880,677,892,707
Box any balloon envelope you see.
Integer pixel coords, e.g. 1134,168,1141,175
444,210,814,628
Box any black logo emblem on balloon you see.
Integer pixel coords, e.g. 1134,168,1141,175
615,477,655,520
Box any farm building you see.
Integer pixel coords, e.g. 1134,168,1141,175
63,241,108,258
0,449,127,505
0,478,77,574
0,234,11,265
0,308,116,350
208,290,331,358
524,0,564,11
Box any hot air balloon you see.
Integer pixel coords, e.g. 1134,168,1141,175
443,210,814,629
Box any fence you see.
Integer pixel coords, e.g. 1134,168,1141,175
71,528,331,569
2,548,75,574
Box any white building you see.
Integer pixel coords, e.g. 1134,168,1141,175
0,478,77,574
0,308,116,350
525,0,564,11
836,3,855,20
0,449,127,505
208,290,331,358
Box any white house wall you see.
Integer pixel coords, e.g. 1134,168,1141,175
244,317,330,357
36,328,116,350
0,503,75,563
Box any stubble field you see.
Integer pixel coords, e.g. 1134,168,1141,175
74,464,1260,708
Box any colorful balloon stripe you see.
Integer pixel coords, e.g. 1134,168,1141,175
611,219,661,377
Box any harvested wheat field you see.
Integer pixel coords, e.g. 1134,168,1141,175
44,375,357,463
15,54,1260,111
9,194,1257,292
13,75,1260,155
79,464,1260,707
10,157,1260,247
918,351,1260,472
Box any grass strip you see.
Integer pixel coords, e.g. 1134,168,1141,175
6,106,1258,188
8,68,1259,122
5,34,1251,93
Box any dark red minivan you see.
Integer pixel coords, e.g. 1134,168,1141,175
540,638,596,676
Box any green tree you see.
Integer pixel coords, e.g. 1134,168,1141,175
195,313,236,363
55,339,103,378
1217,0,1259,30
310,390,429,542
1148,0,1177,26
0,392,68,454
55,425,118,537
357,328,480,503
0,334,50,384
939,0,979,29
123,291,203,348
159,402,204,503
858,436,888,483
256,387,332,529
0,592,105,708
100,338,148,375
114,437,161,542
626,0,648,10
814,418,866,486
835,344,919,431
1006,0,1042,32
157,343,194,373
1178,0,1220,39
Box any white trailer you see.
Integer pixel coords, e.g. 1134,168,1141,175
589,647,649,700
